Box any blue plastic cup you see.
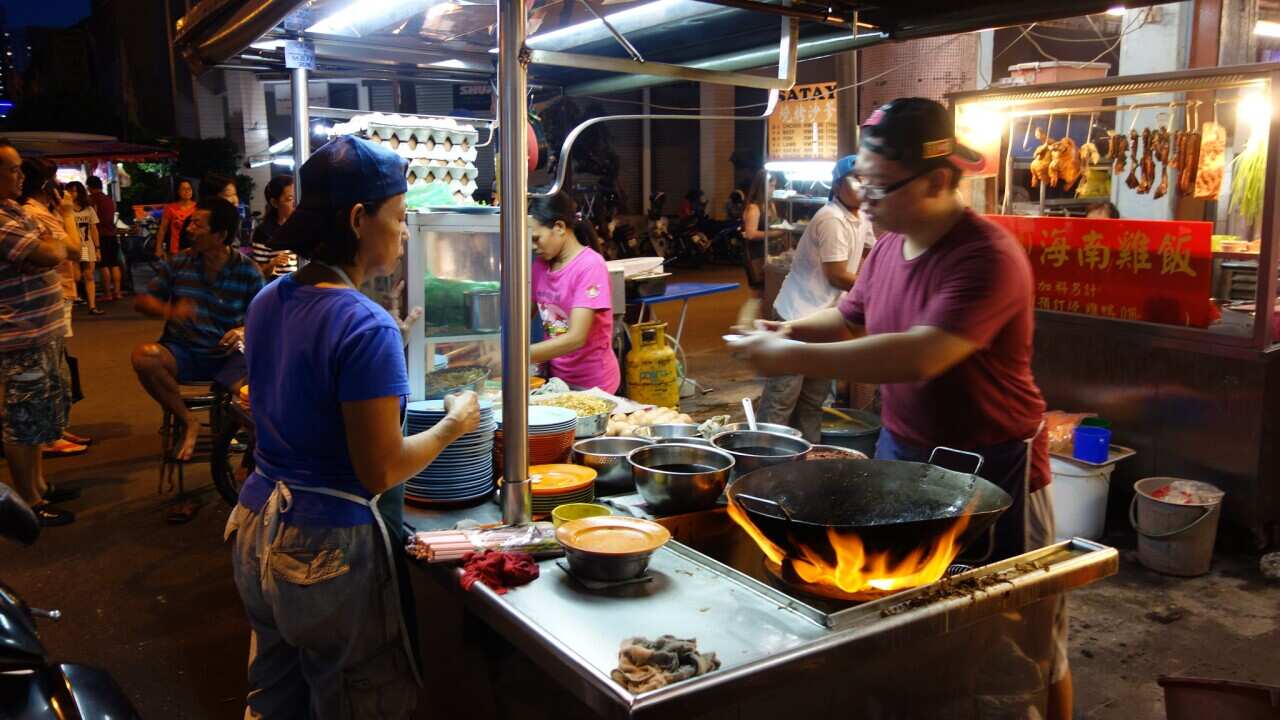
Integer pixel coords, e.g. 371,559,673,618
1072,425,1112,463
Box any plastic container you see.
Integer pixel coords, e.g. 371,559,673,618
1072,425,1111,463
1130,477,1224,577
1048,457,1115,540
1159,676,1280,720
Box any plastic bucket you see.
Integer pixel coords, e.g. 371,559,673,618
1072,425,1111,463
1130,477,1224,577
1049,457,1114,540
1160,676,1280,720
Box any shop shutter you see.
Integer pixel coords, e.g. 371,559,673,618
368,81,396,112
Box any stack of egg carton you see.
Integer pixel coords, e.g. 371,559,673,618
329,113,480,205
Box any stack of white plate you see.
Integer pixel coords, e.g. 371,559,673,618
404,399,496,506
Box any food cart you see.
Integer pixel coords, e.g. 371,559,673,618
950,64,1280,545
172,0,1160,716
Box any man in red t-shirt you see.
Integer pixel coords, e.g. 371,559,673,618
731,98,1070,719
87,177,123,300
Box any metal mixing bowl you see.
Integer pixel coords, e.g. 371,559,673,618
562,546,655,581
572,436,653,495
711,429,811,481
627,443,735,514
720,422,802,438
646,423,702,440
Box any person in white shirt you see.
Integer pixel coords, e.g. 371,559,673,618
758,155,873,441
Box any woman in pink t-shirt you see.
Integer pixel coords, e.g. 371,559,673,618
529,192,620,393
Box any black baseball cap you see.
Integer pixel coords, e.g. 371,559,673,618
860,97,985,174
273,135,408,253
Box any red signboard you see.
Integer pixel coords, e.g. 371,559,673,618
986,215,1215,328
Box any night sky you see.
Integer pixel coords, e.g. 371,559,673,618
0,0,90,28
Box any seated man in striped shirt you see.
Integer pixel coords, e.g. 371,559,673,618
131,197,265,461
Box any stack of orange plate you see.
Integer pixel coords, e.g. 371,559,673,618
494,406,578,476
525,464,596,514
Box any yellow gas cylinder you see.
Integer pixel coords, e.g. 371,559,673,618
626,322,680,408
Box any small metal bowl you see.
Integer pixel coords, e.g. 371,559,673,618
628,443,734,514
711,430,811,481
720,422,802,438
562,546,655,581
572,436,653,495
646,423,702,440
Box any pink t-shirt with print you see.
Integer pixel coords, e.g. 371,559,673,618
532,247,619,393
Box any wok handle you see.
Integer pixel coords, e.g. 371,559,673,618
929,446,985,475
734,493,795,524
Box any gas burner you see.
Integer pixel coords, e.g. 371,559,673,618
762,559,892,604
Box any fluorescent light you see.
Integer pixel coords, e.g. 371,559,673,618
249,40,285,51
765,160,836,183
430,59,468,69
267,137,293,154
528,0,681,48
1255,20,1280,38
308,0,444,36
1105,6,1126,16
272,158,296,168
1239,92,1272,139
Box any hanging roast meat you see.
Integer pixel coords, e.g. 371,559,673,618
1125,130,1141,189
1153,128,1171,199
1051,136,1083,188
1029,127,1054,189
1110,133,1129,174
1178,130,1201,196
1137,129,1156,194
1194,122,1226,200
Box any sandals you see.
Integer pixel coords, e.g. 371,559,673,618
63,431,92,446
88,308,106,316
43,438,88,457
165,499,201,524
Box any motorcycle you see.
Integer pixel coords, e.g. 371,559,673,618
0,485,140,719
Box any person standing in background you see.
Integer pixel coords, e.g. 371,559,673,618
66,182,103,316
87,177,123,301
156,179,195,259
740,170,785,293
0,142,81,526
249,176,298,277
757,155,874,442
20,162,91,457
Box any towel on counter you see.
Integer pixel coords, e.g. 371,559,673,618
611,635,720,693
459,550,540,595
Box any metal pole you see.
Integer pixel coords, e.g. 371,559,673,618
291,67,311,195
642,88,652,214
498,0,532,525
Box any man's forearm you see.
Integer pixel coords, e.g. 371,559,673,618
134,294,170,319
781,332,932,384
785,307,860,343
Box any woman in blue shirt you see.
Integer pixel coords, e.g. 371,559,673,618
226,136,479,719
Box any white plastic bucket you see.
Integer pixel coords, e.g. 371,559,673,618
1049,457,1115,540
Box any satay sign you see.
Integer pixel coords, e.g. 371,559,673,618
767,82,838,161
986,215,1214,328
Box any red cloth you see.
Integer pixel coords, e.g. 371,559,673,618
460,550,540,595
838,210,1050,490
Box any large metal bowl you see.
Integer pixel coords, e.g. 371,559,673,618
653,436,713,448
711,430,811,481
572,436,653,496
721,422,802,438
424,365,490,400
627,443,734,514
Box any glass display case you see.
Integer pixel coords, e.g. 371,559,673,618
405,210,504,401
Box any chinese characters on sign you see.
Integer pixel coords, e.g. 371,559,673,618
986,215,1214,327
767,83,838,161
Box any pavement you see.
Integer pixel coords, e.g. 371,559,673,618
0,263,1277,719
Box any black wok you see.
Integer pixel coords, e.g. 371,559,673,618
726,458,1012,563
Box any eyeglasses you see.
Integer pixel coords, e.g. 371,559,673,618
855,168,930,201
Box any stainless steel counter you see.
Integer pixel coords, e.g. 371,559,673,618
403,499,1118,719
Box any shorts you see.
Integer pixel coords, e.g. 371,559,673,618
160,341,247,387
98,236,122,268
0,337,71,446
1027,487,1070,684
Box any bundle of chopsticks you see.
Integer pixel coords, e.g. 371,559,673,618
406,522,562,563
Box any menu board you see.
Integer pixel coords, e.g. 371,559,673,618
767,82,838,161
986,215,1214,328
